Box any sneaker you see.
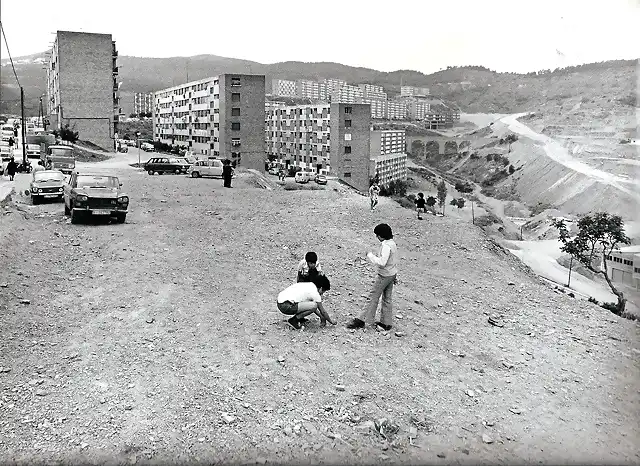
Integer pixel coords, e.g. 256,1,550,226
376,322,392,331
287,317,302,330
346,318,365,329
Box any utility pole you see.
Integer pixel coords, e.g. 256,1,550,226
20,87,27,164
471,200,475,224
567,256,573,288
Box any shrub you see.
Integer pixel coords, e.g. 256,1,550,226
486,154,494,162
455,181,474,193
52,124,79,143
600,302,620,313
508,164,516,174
529,202,554,216
481,170,509,187
396,197,415,209
475,213,501,227
588,296,599,305
380,179,408,197
502,158,510,167
470,152,480,159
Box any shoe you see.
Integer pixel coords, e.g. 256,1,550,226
287,317,302,330
376,322,392,331
346,318,365,329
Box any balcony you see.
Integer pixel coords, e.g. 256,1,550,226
113,66,119,74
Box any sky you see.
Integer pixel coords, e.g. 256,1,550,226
1,0,638,74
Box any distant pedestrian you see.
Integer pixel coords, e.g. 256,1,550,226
8,136,14,149
222,159,233,188
277,274,336,329
279,169,286,181
297,251,324,283
6,157,17,181
369,182,380,211
415,192,426,220
346,223,398,331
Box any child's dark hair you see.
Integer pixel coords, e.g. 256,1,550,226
373,223,393,240
312,274,330,291
305,251,318,263
418,192,424,198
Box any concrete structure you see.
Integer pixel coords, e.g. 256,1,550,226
330,84,364,103
265,102,371,185
401,85,430,97
153,74,265,170
399,97,431,120
406,135,496,155
357,98,386,119
265,100,286,113
359,84,387,100
272,79,298,98
330,103,371,193
369,130,407,185
46,31,119,151
297,80,327,100
385,101,407,120
134,92,153,115
605,246,640,290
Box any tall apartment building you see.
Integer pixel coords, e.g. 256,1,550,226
296,80,327,100
385,101,407,120
359,83,387,100
330,103,371,193
330,84,364,103
369,130,407,185
323,78,347,94
265,103,371,187
271,79,297,97
153,74,265,170
400,85,430,97
134,92,154,115
46,30,119,151
399,97,431,120
357,98,386,119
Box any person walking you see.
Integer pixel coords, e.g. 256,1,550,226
346,223,398,331
222,159,233,188
6,157,17,182
369,181,380,211
415,192,426,220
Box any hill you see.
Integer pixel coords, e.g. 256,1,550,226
2,52,637,117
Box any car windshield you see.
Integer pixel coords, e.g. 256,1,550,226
169,158,180,164
34,172,65,182
50,148,73,156
77,176,119,188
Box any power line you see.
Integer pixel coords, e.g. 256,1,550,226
0,20,21,87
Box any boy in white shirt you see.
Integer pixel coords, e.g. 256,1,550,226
277,274,336,329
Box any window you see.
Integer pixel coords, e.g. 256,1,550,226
230,77,241,87
232,138,241,147
345,119,352,128
344,106,352,114
344,172,351,177
231,93,240,102
344,133,352,141
344,146,351,154
232,107,241,116
231,122,241,131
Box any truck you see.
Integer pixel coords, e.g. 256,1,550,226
40,141,75,174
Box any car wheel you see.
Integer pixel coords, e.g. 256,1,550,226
70,207,83,224
64,202,70,215
174,169,180,174
147,170,154,175
32,196,39,205
115,213,126,224
191,171,200,178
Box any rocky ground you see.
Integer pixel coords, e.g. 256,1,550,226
0,166,639,465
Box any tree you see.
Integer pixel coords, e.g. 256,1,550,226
450,199,458,207
508,164,516,174
129,113,137,118
456,198,466,209
455,181,473,194
553,213,631,315
426,196,437,213
437,180,447,215
52,124,79,143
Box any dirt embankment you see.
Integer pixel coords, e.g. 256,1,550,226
0,169,638,465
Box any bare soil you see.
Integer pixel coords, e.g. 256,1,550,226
0,168,638,465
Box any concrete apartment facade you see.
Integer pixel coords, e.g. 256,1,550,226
265,103,371,184
46,31,119,151
153,74,266,170
369,130,407,185
272,79,297,98
401,85,430,97
134,92,154,115
605,246,640,290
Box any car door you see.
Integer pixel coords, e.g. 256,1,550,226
157,158,168,173
212,161,223,178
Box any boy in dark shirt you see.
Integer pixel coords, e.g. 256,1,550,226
415,192,426,220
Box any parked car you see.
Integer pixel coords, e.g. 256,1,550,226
314,174,328,185
294,171,310,183
28,169,65,204
176,156,196,166
188,159,224,178
26,144,41,158
0,144,11,162
141,142,154,152
144,157,190,175
117,145,129,153
63,172,129,224
268,166,280,175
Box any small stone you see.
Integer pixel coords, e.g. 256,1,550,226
35,389,47,396
0,283,8,288
20,299,31,305
146,318,155,324
482,433,493,444
508,281,515,286
124,405,133,411
395,331,406,337
395,314,403,319
356,421,376,433
277,357,285,363
408,426,418,439
222,413,236,424
437,452,446,458
0,367,10,373
461,448,470,455
509,407,522,415
466,390,475,397
335,384,346,392
502,361,514,369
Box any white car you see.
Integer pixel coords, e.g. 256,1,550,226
294,171,310,183
188,159,224,178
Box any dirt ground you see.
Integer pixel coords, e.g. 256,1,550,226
0,167,639,465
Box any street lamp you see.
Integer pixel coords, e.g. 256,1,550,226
136,131,141,167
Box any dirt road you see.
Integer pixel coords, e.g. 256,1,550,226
0,165,638,464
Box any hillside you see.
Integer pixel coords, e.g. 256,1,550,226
2,52,637,117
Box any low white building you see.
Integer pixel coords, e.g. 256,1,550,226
605,245,640,290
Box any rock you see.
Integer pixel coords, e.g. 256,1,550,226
465,390,475,397
327,432,341,439
277,357,285,363
124,405,133,411
482,433,493,444
395,331,406,337
509,407,522,415
0,367,10,373
35,389,47,396
222,413,236,424
395,314,404,319
461,448,470,455
146,318,155,324
20,299,31,305
335,384,346,392
488,316,504,327
0,283,8,287
502,361,514,369
356,421,376,433
408,426,418,439
508,282,515,286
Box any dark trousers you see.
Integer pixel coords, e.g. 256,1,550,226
223,175,232,187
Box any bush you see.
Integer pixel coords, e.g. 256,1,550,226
600,302,620,313
502,158,510,167
396,197,415,209
475,213,501,227
508,164,516,174
588,296,599,305
52,124,79,143
470,152,480,160
486,154,493,162
481,170,509,187
455,181,474,193
529,202,554,216
380,179,408,197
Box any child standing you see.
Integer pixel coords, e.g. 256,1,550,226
346,223,398,331
369,182,380,211
297,251,323,282
415,192,426,220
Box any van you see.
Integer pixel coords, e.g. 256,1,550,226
294,171,310,183
141,142,154,152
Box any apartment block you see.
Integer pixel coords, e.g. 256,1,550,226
330,103,372,193
357,98,386,119
265,100,286,113
400,97,431,120
271,79,297,98
385,101,407,120
401,85,430,97
134,92,154,115
330,84,364,103
296,80,327,100
369,130,407,185
423,111,461,129
46,30,119,151
153,74,266,170
359,83,387,100
323,78,347,94
265,102,371,186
